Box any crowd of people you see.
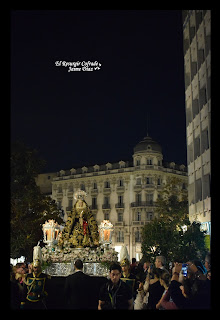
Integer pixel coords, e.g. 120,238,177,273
10,252,211,310
133,254,211,310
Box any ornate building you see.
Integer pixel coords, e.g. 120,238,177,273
182,10,211,235
36,135,187,260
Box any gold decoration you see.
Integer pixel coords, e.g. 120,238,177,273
58,193,99,248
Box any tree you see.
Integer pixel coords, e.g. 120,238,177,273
156,177,189,226
176,222,207,262
10,141,63,261
141,177,207,264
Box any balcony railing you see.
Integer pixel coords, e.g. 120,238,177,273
132,221,144,225
133,185,142,191
115,221,125,226
116,186,125,192
90,188,98,195
115,203,124,208
103,187,111,194
90,205,98,210
131,201,155,207
102,204,111,209
143,184,155,189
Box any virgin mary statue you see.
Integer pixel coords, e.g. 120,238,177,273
58,190,100,248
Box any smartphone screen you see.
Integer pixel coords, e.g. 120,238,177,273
182,263,188,277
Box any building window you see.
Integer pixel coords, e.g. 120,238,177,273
104,196,109,205
119,161,125,168
186,107,192,127
192,98,199,118
147,158,152,165
146,194,153,205
136,193,142,203
196,10,203,28
80,184,85,191
92,197,97,209
117,230,124,242
119,179,124,187
105,181,110,188
70,168,76,175
136,178,141,185
106,162,112,170
135,230,141,242
118,212,123,222
199,87,207,108
189,26,195,42
118,195,123,204
136,211,141,221
136,159,140,166
94,165,99,172
157,178,161,185
188,182,195,205
68,199,73,208
146,177,153,184
188,142,194,164
93,182,97,189
198,49,205,69
82,166,88,173
194,136,201,159
203,174,210,199
147,212,153,221
195,178,202,202
104,212,109,220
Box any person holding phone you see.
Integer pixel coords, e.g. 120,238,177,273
168,262,211,309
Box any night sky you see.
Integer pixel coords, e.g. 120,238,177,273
11,10,187,173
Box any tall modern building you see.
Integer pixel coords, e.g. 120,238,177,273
182,10,211,235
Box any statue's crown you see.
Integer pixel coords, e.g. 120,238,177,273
74,189,87,200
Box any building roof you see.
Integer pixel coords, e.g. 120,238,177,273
133,136,162,154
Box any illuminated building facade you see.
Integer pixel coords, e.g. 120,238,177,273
37,136,187,260
182,10,211,235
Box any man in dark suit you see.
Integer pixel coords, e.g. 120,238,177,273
64,259,91,309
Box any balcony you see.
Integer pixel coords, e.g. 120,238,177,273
116,186,125,193
67,191,73,197
131,201,155,208
115,203,124,213
115,221,125,226
143,183,155,189
102,204,111,210
90,205,98,211
103,187,111,195
132,221,144,226
90,188,98,196
115,203,124,208
133,185,142,192
56,191,63,199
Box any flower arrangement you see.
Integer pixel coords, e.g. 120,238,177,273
41,242,118,267
99,220,113,229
